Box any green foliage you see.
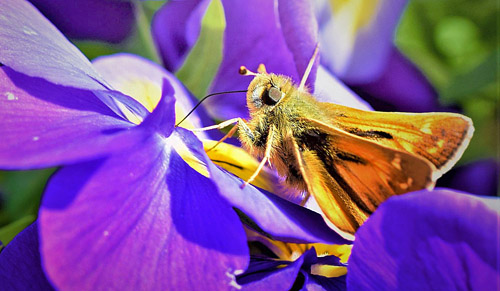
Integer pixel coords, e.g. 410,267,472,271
0,169,54,231
396,0,499,162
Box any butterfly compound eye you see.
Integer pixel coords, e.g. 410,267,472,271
263,86,282,105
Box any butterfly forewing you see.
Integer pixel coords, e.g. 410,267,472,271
317,103,474,178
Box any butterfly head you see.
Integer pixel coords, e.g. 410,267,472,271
239,64,292,115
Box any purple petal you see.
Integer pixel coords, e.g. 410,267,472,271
319,0,407,83
39,132,248,289
343,0,407,83
92,53,213,132
0,67,144,169
314,65,372,110
152,0,211,72
239,249,317,290
139,79,176,137
174,128,349,245
277,0,319,88
0,223,54,290
208,0,300,119
352,48,441,112
0,0,108,91
0,0,147,120
348,189,500,290
29,0,134,43
305,274,346,290
438,159,499,197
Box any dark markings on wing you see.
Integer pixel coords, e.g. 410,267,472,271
347,128,393,140
297,128,374,215
336,151,366,164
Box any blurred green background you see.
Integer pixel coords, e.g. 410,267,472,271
1,0,498,246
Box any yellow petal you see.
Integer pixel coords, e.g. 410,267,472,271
202,139,280,193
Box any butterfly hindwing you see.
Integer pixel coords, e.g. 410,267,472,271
291,118,435,238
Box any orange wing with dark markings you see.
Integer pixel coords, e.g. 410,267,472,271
291,120,435,240
313,102,474,178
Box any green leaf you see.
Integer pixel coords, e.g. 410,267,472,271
176,0,225,99
441,49,499,103
0,169,54,226
0,215,35,245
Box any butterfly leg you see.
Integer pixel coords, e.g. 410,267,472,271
190,118,244,152
241,125,275,189
205,123,239,152
190,117,241,132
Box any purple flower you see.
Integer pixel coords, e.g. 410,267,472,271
0,0,347,289
348,189,500,290
28,0,135,43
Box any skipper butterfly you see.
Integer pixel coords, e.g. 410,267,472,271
193,47,473,240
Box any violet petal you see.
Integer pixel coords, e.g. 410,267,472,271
318,0,407,83
0,223,54,290
352,48,441,112
0,0,108,91
139,78,176,137
29,0,134,43
208,0,299,119
0,67,143,169
305,273,346,291
314,65,373,110
437,159,499,197
152,0,211,72
277,0,319,89
348,189,500,290
239,249,317,290
39,133,248,289
92,53,213,131
0,0,148,120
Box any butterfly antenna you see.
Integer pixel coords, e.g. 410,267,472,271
240,64,268,76
298,44,320,91
176,90,248,127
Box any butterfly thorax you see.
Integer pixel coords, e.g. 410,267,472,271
240,73,329,191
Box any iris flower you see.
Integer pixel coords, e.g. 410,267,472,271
0,0,348,289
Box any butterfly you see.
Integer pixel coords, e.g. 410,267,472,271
193,47,474,240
